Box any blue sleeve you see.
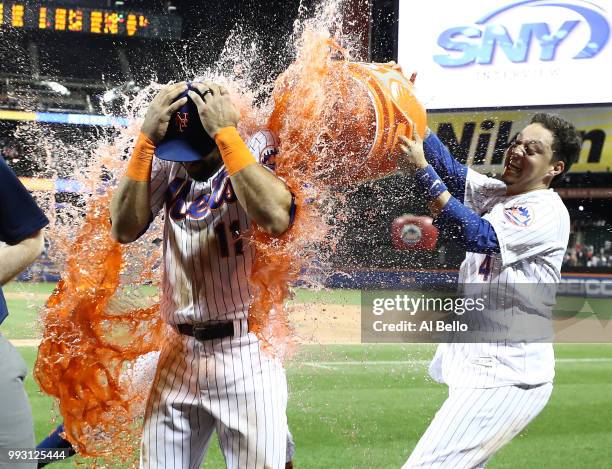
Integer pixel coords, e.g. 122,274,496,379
0,289,7,325
433,196,500,254
0,157,49,245
37,423,76,454
423,132,468,203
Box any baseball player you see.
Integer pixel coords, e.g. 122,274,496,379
396,113,581,468
0,155,48,469
110,81,295,469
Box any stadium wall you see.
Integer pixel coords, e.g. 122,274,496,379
324,268,612,298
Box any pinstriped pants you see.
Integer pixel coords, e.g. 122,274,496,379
140,331,287,469
403,383,553,469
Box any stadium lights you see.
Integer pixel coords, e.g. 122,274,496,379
41,81,71,96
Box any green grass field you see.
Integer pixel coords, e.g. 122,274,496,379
2,282,612,468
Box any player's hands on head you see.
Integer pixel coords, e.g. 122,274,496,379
188,81,240,138
141,81,189,144
397,126,428,175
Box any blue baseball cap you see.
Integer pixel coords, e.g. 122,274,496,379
154,83,217,162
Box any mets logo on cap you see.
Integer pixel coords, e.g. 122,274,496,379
504,204,534,227
175,112,189,132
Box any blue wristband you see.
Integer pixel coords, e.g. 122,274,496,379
414,165,448,200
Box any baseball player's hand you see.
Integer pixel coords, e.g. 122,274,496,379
188,82,240,138
397,128,428,175
141,82,189,144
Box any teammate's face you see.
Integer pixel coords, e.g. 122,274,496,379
182,147,223,181
502,123,563,195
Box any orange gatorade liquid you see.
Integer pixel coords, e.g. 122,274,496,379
34,191,166,463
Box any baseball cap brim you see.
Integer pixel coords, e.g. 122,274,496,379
155,139,203,163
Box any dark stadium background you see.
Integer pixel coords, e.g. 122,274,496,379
1,0,610,277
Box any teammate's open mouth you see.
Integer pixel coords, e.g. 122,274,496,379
505,157,522,175
507,161,521,172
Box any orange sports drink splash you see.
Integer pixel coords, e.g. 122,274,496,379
250,40,426,349
33,189,167,464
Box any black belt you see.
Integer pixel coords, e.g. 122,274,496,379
176,321,235,341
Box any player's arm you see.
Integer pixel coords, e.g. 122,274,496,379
189,83,293,236
397,134,500,255
110,82,188,243
0,157,48,284
223,162,293,236
0,231,45,285
421,128,469,201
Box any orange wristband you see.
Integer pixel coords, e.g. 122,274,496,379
126,132,156,182
214,127,257,176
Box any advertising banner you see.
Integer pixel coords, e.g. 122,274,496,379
398,0,612,109
428,105,612,173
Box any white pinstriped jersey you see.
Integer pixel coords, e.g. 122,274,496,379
148,129,280,326
429,168,570,388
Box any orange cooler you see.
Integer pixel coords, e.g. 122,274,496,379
344,62,427,181
321,61,427,184
269,59,427,186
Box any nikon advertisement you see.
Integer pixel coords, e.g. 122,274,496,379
428,106,611,174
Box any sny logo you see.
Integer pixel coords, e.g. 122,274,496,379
434,0,610,67
175,112,189,132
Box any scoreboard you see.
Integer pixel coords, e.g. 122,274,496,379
0,2,181,39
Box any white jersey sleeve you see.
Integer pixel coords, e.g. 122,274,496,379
484,190,570,267
463,168,506,215
149,156,171,218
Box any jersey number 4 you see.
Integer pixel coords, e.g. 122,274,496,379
215,220,244,258
478,255,492,281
